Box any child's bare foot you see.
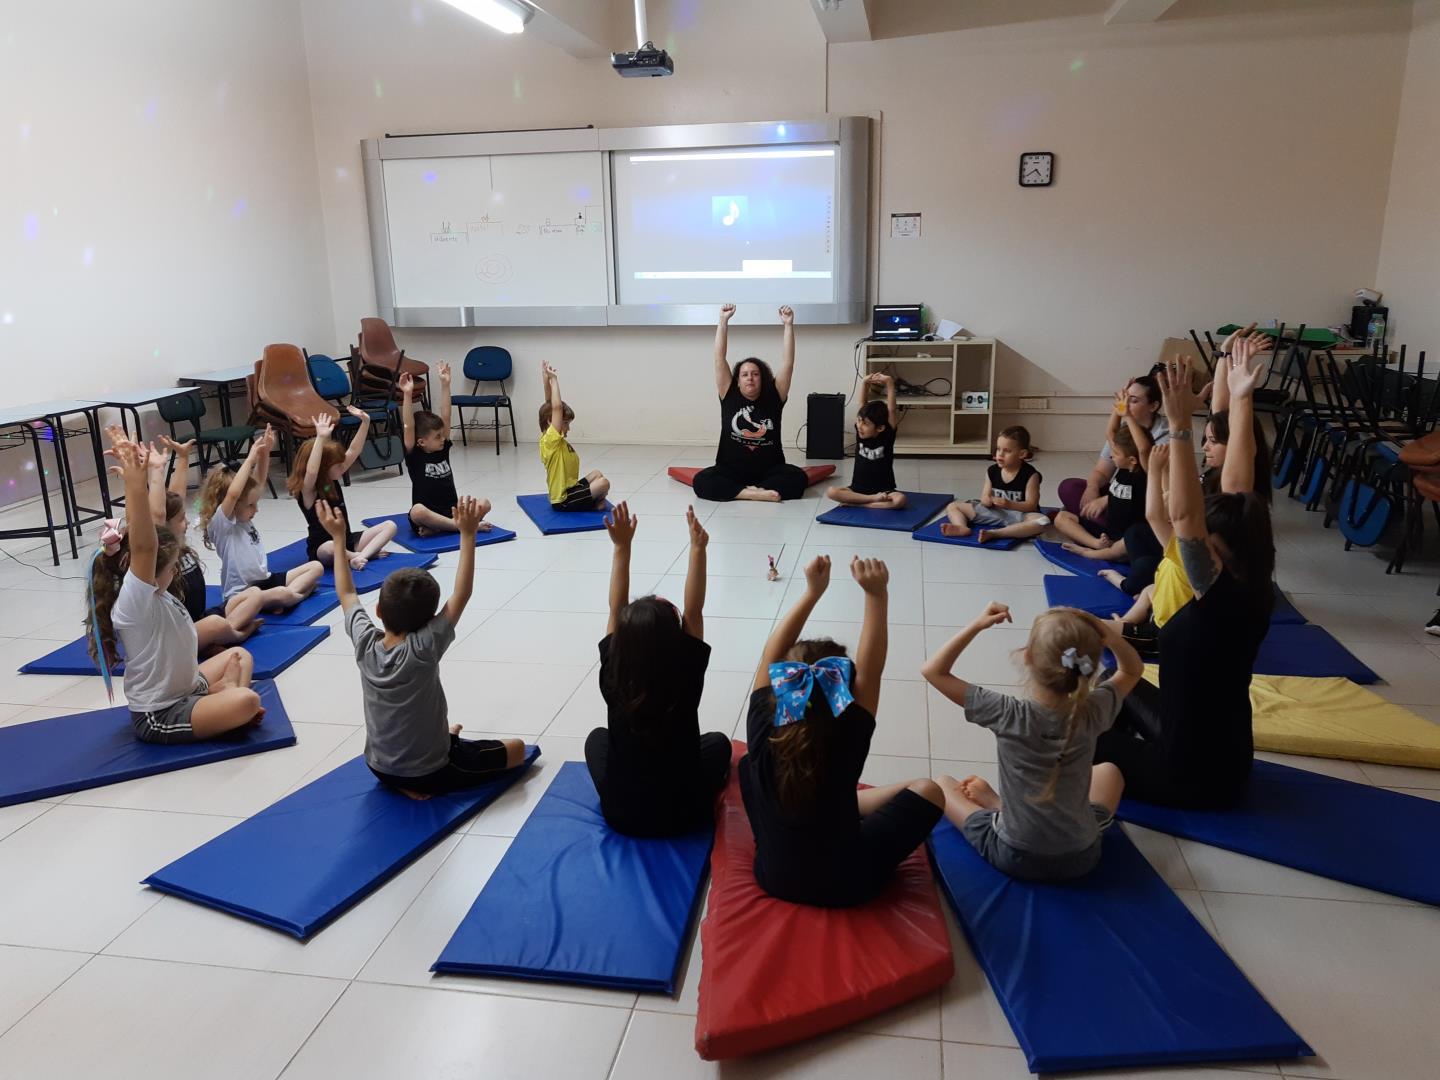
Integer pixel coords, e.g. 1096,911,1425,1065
449,723,462,735
398,788,432,801
737,486,782,503
960,775,1002,810
375,550,390,559
976,529,994,544
246,705,266,728
234,617,262,639
940,522,972,538
1062,542,1107,560
350,554,369,571
1098,569,1126,589
477,521,493,532
215,651,242,691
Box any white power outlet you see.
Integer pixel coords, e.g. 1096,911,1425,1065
1017,397,1049,410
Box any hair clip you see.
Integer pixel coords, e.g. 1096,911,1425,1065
1060,646,1094,677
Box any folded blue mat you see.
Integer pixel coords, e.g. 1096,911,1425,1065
19,624,329,680
360,513,517,554
1034,538,1129,576
143,745,540,938
910,519,1020,550
1255,624,1377,683
1042,575,1307,626
1119,760,1440,906
267,540,437,593
433,761,712,992
0,680,294,808
516,493,614,535
201,584,340,628
929,819,1310,1072
815,492,952,532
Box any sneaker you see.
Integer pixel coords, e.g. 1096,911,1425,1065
1427,610,1440,638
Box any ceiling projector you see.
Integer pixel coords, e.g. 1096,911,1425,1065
611,41,673,77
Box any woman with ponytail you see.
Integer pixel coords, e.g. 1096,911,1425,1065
922,605,1141,881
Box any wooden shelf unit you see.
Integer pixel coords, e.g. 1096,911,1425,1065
861,338,996,456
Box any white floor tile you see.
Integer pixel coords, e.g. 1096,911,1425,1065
447,609,605,663
654,572,788,622
0,955,344,1080
506,568,660,614
439,659,593,737
869,679,929,758
0,805,239,952
0,802,52,843
1178,839,1419,907
0,945,87,1037
1203,891,1440,1080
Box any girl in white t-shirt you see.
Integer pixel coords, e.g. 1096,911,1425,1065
199,427,324,616
87,430,264,743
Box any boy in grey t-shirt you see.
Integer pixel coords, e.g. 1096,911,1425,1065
319,496,525,800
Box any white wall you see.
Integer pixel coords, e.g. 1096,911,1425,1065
1377,0,1440,356
0,0,332,509
300,0,1412,450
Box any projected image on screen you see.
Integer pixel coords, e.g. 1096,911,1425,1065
612,145,836,305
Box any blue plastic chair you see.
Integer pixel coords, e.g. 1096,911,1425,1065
304,351,402,477
452,346,516,455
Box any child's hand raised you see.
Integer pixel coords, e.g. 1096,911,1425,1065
1148,442,1169,476
972,602,1012,630
1156,354,1200,429
1226,333,1270,400
398,372,414,396
850,556,889,596
158,433,195,456
685,505,708,550
605,501,637,548
146,442,169,476
803,555,831,594
437,361,451,386
312,413,335,440
452,495,484,537
345,405,368,421
315,499,347,539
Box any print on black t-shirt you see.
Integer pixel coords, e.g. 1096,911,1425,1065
716,382,785,474
987,461,1040,504
406,441,458,515
850,425,897,495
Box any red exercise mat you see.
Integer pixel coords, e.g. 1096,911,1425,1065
695,742,953,1060
667,465,835,488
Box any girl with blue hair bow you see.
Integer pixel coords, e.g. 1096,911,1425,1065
739,554,945,908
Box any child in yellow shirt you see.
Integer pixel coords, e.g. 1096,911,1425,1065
539,361,610,511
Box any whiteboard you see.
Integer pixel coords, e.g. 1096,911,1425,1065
380,153,608,310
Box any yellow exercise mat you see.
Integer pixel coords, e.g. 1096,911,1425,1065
1142,666,1440,769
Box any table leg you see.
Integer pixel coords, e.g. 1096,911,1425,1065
29,426,62,567
47,418,81,559
87,408,113,517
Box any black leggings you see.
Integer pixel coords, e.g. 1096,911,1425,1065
692,462,809,502
585,728,731,837
757,789,944,908
1092,679,1249,809
1120,523,1163,596
369,734,511,795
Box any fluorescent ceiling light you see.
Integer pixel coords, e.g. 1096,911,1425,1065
437,0,532,34
627,149,836,163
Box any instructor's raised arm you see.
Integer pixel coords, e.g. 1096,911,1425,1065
714,303,735,398
775,305,796,402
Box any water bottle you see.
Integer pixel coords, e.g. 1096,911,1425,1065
1366,314,1384,352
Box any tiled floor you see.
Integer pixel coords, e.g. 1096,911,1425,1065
0,440,1437,1080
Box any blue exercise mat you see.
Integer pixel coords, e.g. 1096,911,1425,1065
360,513,517,554
267,539,437,593
143,745,540,938
815,492,952,533
1255,623,1377,683
1034,538,1129,577
928,819,1310,1072
1042,575,1308,627
1119,760,1440,906
910,519,1020,550
201,584,340,628
0,680,294,808
19,624,329,681
433,761,712,992
515,493,614,535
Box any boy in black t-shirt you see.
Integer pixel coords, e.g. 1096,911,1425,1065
1053,418,1150,562
400,363,493,536
941,426,1052,543
826,372,906,510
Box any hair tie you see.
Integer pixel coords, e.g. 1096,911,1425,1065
99,518,125,557
768,656,855,727
1060,646,1095,677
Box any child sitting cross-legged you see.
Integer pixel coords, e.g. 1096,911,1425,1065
399,363,492,536
1052,392,1151,562
826,372,906,510
922,603,1142,881
320,495,525,799
941,426,1051,543
539,360,610,512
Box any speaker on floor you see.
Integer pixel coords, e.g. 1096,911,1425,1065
806,393,846,460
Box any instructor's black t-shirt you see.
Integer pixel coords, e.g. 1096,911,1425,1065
739,687,875,903
406,441,458,516
715,381,786,477
850,425,897,495
596,633,713,834
987,461,1041,504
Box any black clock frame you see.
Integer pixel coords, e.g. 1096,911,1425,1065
1018,152,1054,187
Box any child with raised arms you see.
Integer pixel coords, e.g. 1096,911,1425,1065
922,603,1141,880
585,502,731,836
289,409,397,568
826,372,906,510
539,361,609,512
400,362,492,535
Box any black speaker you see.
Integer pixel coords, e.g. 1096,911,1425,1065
806,393,846,460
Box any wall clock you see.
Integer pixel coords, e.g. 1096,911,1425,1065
1019,152,1054,187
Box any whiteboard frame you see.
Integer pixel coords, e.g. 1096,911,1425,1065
362,117,870,328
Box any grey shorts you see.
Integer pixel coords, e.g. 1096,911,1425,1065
130,675,210,744
961,805,1112,882
965,500,1051,529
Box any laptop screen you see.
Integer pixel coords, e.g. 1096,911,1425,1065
872,304,923,340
